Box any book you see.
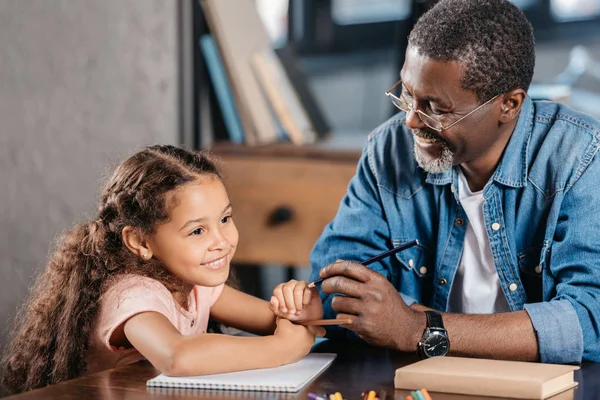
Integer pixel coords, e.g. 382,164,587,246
146,353,336,392
251,49,316,145
394,356,579,399
199,35,245,144
275,46,331,140
201,0,279,146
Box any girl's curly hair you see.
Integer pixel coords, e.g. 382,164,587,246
1,145,222,394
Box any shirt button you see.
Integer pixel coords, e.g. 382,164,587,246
509,283,518,292
491,222,501,231
456,218,464,226
408,259,415,267
534,265,542,274
419,266,428,274
439,278,447,285
451,184,456,193
191,319,195,327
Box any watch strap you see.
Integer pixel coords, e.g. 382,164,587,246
425,310,445,330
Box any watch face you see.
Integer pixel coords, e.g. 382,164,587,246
423,331,450,357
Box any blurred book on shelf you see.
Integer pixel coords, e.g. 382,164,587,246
199,35,245,144
252,49,316,145
200,0,330,147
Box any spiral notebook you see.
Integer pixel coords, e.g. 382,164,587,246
146,353,336,392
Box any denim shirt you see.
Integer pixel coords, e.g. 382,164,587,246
310,96,600,364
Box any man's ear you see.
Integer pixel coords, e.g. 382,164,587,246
499,88,526,124
122,226,153,261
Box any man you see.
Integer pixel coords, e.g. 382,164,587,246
310,0,600,364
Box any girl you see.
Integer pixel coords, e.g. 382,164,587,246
1,145,323,394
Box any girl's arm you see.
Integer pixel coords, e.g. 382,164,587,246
123,310,315,377
209,285,276,335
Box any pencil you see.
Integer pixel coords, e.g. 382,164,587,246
412,391,425,400
296,318,353,326
420,389,432,400
308,239,419,287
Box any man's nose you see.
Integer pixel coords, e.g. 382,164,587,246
405,107,426,130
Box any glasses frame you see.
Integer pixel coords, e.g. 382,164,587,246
385,79,500,132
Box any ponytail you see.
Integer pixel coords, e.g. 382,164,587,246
2,220,109,393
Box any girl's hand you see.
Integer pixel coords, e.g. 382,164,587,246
270,279,323,322
273,318,324,364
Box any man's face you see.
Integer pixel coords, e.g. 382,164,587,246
400,46,502,174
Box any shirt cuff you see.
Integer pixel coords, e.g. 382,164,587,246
400,292,417,307
524,300,583,364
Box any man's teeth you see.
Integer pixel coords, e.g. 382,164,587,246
416,136,438,144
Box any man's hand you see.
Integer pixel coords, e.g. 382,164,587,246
319,260,426,351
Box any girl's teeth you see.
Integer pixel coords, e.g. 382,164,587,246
206,257,225,267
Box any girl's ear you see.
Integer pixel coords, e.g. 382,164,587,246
122,226,153,260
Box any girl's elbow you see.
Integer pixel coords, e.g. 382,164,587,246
158,351,189,377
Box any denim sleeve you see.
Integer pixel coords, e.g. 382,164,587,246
309,136,398,338
530,155,600,363
523,301,582,364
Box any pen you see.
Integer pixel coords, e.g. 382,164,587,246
297,318,353,326
308,239,419,287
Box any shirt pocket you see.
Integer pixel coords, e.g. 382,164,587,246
517,242,545,277
392,239,433,278
517,241,547,303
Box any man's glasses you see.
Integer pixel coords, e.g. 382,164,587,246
385,79,499,132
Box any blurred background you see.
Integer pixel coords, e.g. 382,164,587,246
1,0,600,350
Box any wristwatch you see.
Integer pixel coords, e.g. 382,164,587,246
418,310,450,358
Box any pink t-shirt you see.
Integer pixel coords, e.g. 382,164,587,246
86,274,224,374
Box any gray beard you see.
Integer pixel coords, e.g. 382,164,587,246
413,141,455,174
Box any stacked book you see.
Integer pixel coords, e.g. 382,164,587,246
200,0,330,146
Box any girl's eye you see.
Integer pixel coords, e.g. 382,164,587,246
190,228,203,236
221,215,232,224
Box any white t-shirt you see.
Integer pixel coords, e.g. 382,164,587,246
447,170,510,314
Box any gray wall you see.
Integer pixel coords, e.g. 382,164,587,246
0,0,179,345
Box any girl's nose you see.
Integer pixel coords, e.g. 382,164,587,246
209,229,228,250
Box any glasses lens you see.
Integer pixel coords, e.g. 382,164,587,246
388,91,444,131
418,112,443,131
390,95,409,112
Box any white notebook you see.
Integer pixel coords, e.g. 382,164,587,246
146,353,336,392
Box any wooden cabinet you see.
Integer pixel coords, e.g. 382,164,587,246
211,143,361,266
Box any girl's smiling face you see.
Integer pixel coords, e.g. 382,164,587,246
146,176,238,288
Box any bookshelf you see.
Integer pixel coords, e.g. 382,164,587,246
189,0,366,268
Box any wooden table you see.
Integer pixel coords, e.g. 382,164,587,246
5,340,599,400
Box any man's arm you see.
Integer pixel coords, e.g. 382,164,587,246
520,151,600,364
318,261,540,361
411,303,538,361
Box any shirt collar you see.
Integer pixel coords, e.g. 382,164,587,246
425,95,534,188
